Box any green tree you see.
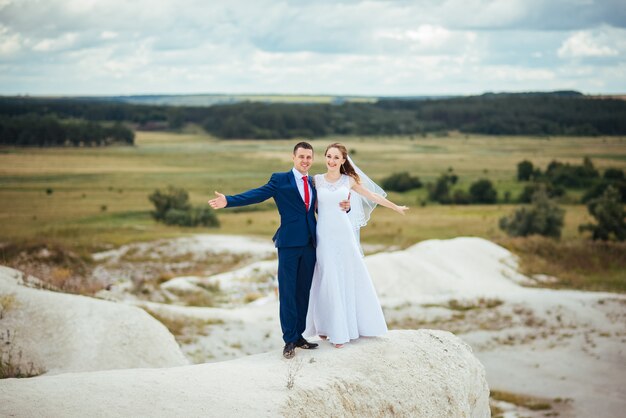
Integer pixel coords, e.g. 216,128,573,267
469,179,497,203
604,168,625,181
499,185,565,238
579,186,625,241
518,182,565,203
149,186,191,221
545,157,599,188
380,172,422,192
148,186,219,228
452,189,471,204
428,174,453,204
517,160,534,181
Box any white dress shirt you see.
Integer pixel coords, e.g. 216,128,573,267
292,167,310,207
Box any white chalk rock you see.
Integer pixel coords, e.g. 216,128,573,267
0,266,188,375
366,237,529,305
0,330,490,418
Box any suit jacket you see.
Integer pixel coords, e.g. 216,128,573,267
225,172,317,248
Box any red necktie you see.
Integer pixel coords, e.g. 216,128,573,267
302,175,310,211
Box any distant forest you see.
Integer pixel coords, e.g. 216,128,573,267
1,91,625,146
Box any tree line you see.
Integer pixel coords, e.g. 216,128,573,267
0,113,134,147
1,92,625,145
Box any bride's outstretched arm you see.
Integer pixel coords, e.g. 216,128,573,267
351,182,409,215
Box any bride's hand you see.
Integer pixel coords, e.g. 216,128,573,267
395,205,409,215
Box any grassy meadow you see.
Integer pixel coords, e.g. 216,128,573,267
1,128,625,290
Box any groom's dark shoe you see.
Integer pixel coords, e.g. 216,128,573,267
283,342,297,359
296,337,318,349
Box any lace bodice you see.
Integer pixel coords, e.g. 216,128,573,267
314,174,351,192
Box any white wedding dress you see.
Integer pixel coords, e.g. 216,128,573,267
304,174,388,345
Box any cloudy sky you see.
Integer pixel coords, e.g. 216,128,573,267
1,0,625,96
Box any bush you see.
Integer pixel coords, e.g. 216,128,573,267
518,182,565,203
380,172,422,192
428,173,455,203
582,166,626,204
499,186,565,238
469,179,497,203
517,160,534,181
149,186,191,221
582,180,626,203
192,206,220,227
544,157,599,188
163,209,194,226
149,186,219,228
579,186,625,241
604,168,625,181
452,189,471,205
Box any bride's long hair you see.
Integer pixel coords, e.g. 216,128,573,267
325,143,361,184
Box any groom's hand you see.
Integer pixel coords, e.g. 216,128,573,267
208,191,227,209
339,194,351,212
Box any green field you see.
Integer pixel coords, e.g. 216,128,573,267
1,128,625,291
1,129,625,246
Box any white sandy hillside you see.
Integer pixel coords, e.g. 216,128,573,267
365,237,529,305
0,330,491,418
364,237,626,418
0,266,188,375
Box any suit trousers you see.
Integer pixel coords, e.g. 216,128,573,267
277,242,317,343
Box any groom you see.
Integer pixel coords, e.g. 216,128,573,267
208,142,349,359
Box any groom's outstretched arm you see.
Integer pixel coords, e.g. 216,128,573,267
208,174,278,209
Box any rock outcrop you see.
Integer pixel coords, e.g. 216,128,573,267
0,266,188,375
0,330,490,418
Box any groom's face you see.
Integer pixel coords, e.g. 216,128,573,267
293,147,314,175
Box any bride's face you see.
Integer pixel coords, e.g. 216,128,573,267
325,147,345,172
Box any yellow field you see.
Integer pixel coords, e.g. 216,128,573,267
0,129,624,250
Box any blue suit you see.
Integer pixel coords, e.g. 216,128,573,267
226,171,317,343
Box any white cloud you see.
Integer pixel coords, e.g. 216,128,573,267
0,0,625,95
375,25,452,46
0,24,21,56
100,31,117,40
32,32,78,52
558,29,620,58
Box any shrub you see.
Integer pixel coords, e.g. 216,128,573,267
149,186,191,221
579,185,625,241
544,157,599,188
499,185,565,238
517,160,534,181
582,180,626,203
428,173,454,203
163,209,194,226
469,179,497,204
518,182,565,203
452,189,471,205
380,172,422,192
149,186,219,228
192,206,220,227
604,168,625,181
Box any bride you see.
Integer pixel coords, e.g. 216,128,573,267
304,143,408,348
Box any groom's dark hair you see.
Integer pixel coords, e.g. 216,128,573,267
293,141,313,155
